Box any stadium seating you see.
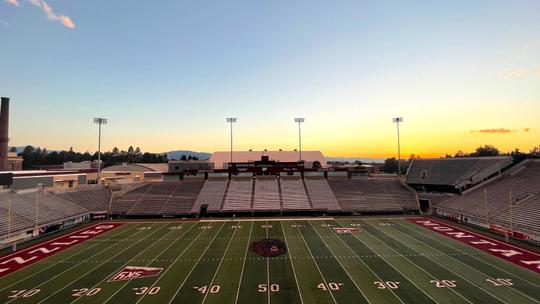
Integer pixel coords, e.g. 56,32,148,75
253,178,281,211
192,179,228,213
159,181,203,215
304,179,342,211
222,178,253,212
280,178,311,210
55,188,111,212
434,160,540,234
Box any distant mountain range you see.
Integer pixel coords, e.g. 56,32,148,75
163,150,212,160
326,157,386,164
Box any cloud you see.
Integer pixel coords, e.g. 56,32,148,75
497,68,527,79
470,128,515,134
523,128,531,132
4,0,19,6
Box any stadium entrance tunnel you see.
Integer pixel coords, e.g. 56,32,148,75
250,238,287,257
419,199,430,213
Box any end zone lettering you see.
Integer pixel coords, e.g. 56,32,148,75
109,266,163,282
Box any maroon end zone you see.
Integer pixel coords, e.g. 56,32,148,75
0,222,124,278
408,218,540,274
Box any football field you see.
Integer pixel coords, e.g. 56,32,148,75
0,218,539,304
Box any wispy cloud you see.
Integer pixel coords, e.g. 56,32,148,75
470,128,531,134
28,0,74,28
4,0,74,28
497,68,527,79
4,0,19,6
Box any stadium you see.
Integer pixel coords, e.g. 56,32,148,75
1,95,539,303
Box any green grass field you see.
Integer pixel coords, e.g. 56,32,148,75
1,218,539,304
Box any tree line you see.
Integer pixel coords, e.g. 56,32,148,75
12,146,170,170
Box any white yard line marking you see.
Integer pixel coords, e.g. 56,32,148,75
366,220,507,304
70,224,173,304
294,220,338,304
234,222,254,304
279,221,304,304
134,223,209,304
330,221,405,304
102,223,198,304
309,221,372,304
341,220,442,304
358,220,469,304
32,224,161,304
387,221,539,303
0,224,131,292
266,220,270,304
201,222,239,304
167,223,225,304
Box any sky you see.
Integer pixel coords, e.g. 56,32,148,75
1,0,539,158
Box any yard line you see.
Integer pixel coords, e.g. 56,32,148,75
360,221,475,304
0,223,133,293
201,222,239,304
329,221,405,304
102,223,197,304
308,221,372,304
234,222,254,304
386,221,540,303
279,221,304,304
266,220,270,304
397,220,540,288
367,220,509,304
134,222,209,304
70,224,175,304
167,223,225,304
339,221,442,304
294,220,338,304
33,224,163,304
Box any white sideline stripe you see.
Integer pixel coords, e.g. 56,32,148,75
367,220,508,304
200,217,334,222
201,222,239,304
280,221,304,304
344,220,442,304
26,224,156,304
101,223,198,304
167,223,226,304
234,222,254,304
330,221,405,304
390,221,540,303
134,223,209,304
360,220,469,304
0,224,131,292
397,220,540,288
294,220,338,304
266,221,270,304
70,224,174,304
308,221,372,304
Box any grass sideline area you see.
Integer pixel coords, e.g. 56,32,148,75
0,218,539,303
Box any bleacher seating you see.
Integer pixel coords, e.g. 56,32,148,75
159,181,203,215
191,179,228,213
434,160,540,234
55,188,111,212
253,179,281,211
281,179,311,210
304,179,342,211
222,179,253,212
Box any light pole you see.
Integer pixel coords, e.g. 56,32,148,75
93,118,108,184
226,118,237,169
392,117,403,177
294,118,304,161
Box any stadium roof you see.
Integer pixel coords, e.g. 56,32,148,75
210,150,327,169
102,163,168,172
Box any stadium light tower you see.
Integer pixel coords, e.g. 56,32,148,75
93,117,108,183
392,117,403,177
294,118,305,161
226,118,237,168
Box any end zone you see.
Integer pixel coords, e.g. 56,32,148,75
0,223,124,278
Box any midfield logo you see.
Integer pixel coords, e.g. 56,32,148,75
332,227,359,234
108,266,163,282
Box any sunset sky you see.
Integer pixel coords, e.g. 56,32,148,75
1,0,539,158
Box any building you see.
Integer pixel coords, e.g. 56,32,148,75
7,152,22,171
210,150,327,170
168,160,214,173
